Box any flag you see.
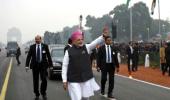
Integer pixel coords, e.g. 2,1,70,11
126,0,131,8
151,0,156,15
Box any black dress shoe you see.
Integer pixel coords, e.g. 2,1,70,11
34,96,39,100
107,94,115,99
101,91,105,95
42,95,47,100
17,62,21,66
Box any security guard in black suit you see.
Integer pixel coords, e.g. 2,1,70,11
25,35,52,100
97,36,119,99
165,42,170,76
16,45,21,65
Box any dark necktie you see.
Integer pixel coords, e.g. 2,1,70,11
107,45,110,63
37,45,41,62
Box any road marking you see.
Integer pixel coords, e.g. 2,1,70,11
116,74,170,90
0,58,13,100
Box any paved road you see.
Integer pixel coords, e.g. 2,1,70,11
0,49,170,100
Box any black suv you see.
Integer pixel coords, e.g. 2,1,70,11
6,41,18,57
48,46,64,80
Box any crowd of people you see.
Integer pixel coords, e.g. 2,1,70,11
90,40,170,77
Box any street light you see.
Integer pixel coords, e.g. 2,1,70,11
79,15,84,38
79,15,83,31
115,20,119,41
123,29,126,33
147,27,150,42
162,24,166,33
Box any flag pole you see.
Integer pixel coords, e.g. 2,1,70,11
79,15,83,31
158,0,161,36
126,0,132,41
157,0,162,69
129,0,133,41
130,6,133,41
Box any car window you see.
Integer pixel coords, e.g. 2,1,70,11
51,49,64,57
7,42,18,49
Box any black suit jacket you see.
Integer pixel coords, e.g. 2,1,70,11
126,46,134,67
16,47,21,56
126,46,133,59
133,46,139,60
165,46,170,64
97,45,119,71
25,43,52,69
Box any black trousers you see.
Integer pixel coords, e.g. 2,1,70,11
132,57,138,71
163,63,170,76
161,63,166,75
127,58,134,73
101,63,115,95
32,63,47,96
16,55,20,64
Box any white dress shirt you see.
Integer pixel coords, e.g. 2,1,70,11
130,45,133,54
105,44,112,63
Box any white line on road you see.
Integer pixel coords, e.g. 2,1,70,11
0,58,13,100
116,74,170,90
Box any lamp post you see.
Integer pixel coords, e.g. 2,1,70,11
123,29,126,33
158,0,161,35
147,27,150,42
130,7,133,42
79,15,83,31
162,24,166,33
115,19,119,41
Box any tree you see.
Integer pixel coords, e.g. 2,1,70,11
132,2,152,41
85,14,112,39
44,31,61,44
110,4,129,42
